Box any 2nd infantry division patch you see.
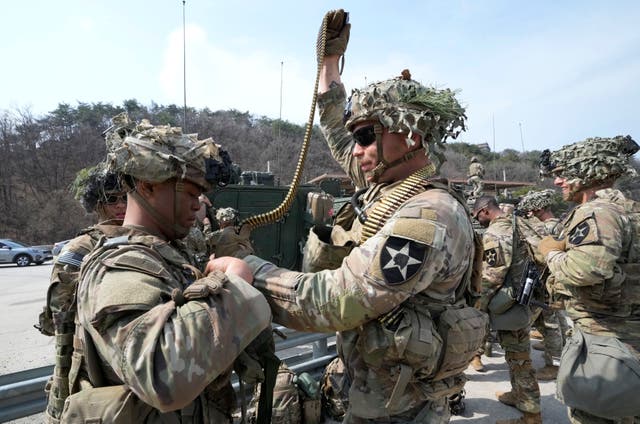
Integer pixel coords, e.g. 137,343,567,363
485,248,498,267
380,236,427,285
568,221,590,245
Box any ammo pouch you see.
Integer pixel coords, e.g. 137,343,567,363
432,306,489,381
488,286,531,331
556,328,640,418
301,225,354,273
60,385,153,423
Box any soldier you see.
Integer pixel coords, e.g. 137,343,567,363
212,9,487,423
179,195,214,270
36,163,127,422
209,207,254,258
473,195,542,424
516,189,566,381
60,114,273,423
538,135,640,424
467,156,485,199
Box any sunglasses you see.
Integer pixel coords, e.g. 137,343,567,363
103,193,127,205
352,124,381,147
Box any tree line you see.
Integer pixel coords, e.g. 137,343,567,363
2,100,635,245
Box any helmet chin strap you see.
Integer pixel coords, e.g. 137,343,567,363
129,179,190,240
368,123,426,183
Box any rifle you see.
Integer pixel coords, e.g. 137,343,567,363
511,212,548,310
516,259,548,309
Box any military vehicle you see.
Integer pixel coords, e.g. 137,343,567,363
206,173,341,271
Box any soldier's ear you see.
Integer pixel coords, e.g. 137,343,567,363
136,181,155,197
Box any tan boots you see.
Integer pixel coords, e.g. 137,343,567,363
470,354,485,372
535,365,558,380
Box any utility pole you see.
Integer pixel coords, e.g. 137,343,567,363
277,61,284,180
519,122,525,153
182,0,187,130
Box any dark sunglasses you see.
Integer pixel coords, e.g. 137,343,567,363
103,194,127,205
352,124,380,147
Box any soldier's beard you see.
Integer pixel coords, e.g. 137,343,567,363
562,179,584,203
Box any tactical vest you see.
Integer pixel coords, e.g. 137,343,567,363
326,169,487,418
61,232,275,423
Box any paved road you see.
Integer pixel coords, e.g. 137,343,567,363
1,263,570,423
0,263,55,375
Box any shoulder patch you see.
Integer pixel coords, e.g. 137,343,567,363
379,236,427,285
56,250,85,268
391,217,445,249
102,249,170,279
483,240,504,267
567,218,598,246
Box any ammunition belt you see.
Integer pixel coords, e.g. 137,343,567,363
360,165,435,243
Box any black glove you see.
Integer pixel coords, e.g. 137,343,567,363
318,9,350,59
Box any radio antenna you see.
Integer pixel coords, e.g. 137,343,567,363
182,0,187,130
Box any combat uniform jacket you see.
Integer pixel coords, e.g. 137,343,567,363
467,162,484,178
244,83,485,421
482,215,541,293
66,225,271,423
178,224,210,270
544,189,640,352
38,222,123,423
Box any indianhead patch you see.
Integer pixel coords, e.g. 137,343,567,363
484,248,498,266
380,236,427,285
568,221,590,245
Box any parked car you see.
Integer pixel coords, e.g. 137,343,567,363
33,244,54,262
0,239,47,267
52,239,71,259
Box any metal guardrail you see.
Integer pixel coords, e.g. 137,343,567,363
0,328,336,423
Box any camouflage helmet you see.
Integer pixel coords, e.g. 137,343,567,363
540,135,639,186
70,162,123,213
517,189,556,213
104,113,231,190
343,69,466,171
471,156,479,163
216,207,238,224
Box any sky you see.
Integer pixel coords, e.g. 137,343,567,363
2,0,639,153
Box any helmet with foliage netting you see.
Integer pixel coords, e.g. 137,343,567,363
343,69,466,171
517,189,556,213
216,207,238,224
539,135,638,186
70,162,123,213
104,113,232,190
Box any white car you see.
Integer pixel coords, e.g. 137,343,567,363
0,239,47,267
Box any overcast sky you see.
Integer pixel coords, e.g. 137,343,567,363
2,0,639,152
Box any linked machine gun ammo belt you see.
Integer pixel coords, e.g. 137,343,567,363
237,14,331,237
358,164,436,244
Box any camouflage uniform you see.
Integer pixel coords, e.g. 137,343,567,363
61,114,272,423
540,136,640,424
36,164,127,423
481,214,541,415
246,69,486,423
179,223,210,270
467,157,485,198
518,190,565,367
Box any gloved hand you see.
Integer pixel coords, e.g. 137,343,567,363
183,270,228,300
214,226,255,259
318,9,350,59
539,236,566,257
